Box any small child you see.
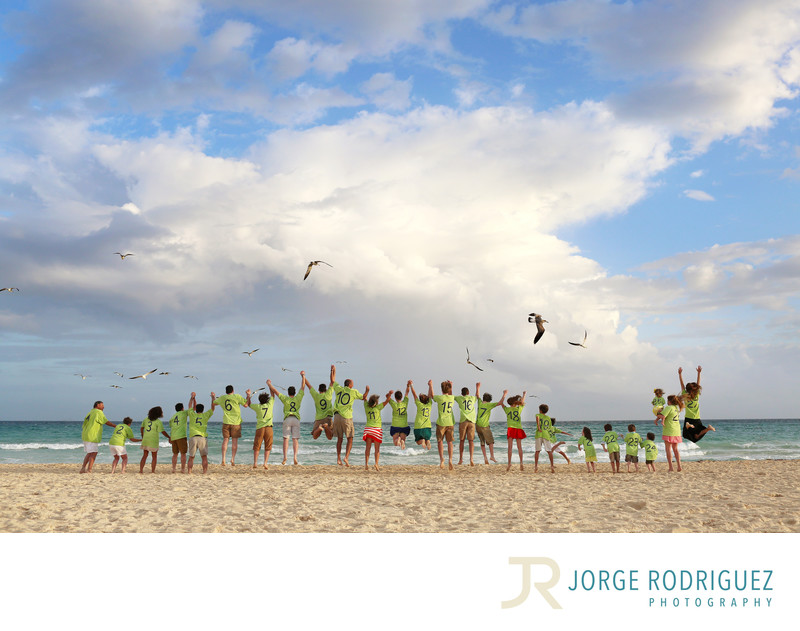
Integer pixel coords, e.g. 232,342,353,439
601,423,621,473
475,384,505,464
502,391,527,471
109,417,141,473
362,387,390,471
577,427,597,473
651,388,665,416
623,423,643,473
643,431,658,472
549,417,571,464
140,407,170,474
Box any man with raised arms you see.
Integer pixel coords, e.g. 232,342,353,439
269,371,306,466
187,392,216,474
214,385,251,466
248,388,275,469
428,379,456,470
455,384,479,466
331,364,363,467
305,368,334,441
167,396,192,474
80,401,117,473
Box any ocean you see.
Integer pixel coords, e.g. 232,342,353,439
1,418,798,466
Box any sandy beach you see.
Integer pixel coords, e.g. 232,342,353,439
1,460,798,533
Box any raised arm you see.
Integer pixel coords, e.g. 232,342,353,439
362,385,370,400
243,388,252,408
678,366,686,392
384,390,393,405
299,371,306,391
475,382,481,399
403,382,411,399
409,380,418,402
427,380,434,400
266,380,279,398
499,389,508,409
189,391,197,411
696,365,702,387
210,392,217,412
330,364,336,387
520,390,527,406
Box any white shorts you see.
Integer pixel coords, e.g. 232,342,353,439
83,441,99,454
142,445,158,452
539,439,554,452
283,416,300,439
188,436,208,458
109,445,127,456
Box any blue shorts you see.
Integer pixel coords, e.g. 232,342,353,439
390,426,410,437
414,428,432,441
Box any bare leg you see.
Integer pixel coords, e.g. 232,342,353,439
517,438,524,470
481,443,488,464
469,439,475,466
111,455,119,473
231,437,238,466
374,443,381,471
344,436,354,467
120,455,128,473
151,452,158,473
172,452,178,473
489,443,497,463
447,440,454,470
506,437,513,471
292,438,299,465
336,435,344,465
282,437,288,465
458,438,465,465
438,435,445,468
365,438,372,470
221,436,229,465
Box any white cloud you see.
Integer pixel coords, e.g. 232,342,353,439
690,169,705,178
683,189,715,201
359,73,412,111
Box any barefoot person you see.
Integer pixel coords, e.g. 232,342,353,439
306,368,334,441
80,401,117,473
187,393,216,474
362,386,391,471
679,366,715,442
271,372,306,465
428,379,456,470
501,391,527,471
476,384,504,464
248,389,275,469
214,385,251,466
388,383,411,450
656,395,685,472
331,364,363,466
455,384,479,466
109,417,141,473
409,380,432,450
167,397,191,474
139,406,170,474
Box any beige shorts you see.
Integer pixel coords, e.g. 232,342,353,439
109,444,127,456
476,425,494,446
312,417,332,434
459,420,475,441
608,451,620,463
188,436,208,458
333,414,354,439
253,426,274,451
283,416,300,439
222,424,242,439
435,424,454,443
171,437,188,455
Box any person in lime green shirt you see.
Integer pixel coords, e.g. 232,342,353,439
168,396,192,474
679,365,715,442
409,381,432,450
623,424,643,473
139,406,170,474
455,384,479,466
248,388,275,469
80,401,117,473
270,371,306,466
428,379,456,470
656,394,686,472
361,386,391,471
187,393,216,474
577,427,597,473
305,368,335,441
330,364,363,467
651,388,666,416
213,385,251,467
475,383,505,464
601,423,621,474
501,391,527,471
388,382,411,450
643,431,658,472
109,416,141,473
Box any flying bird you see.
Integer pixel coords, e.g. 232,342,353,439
242,349,259,357
159,371,171,375
569,330,588,349
281,367,294,372
184,375,198,380
109,385,123,389
129,368,157,380
74,374,91,380
252,387,266,392
114,252,134,260
113,371,124,378
303,260,332,280
528,313,548,345
465,347,484,372
486,359,494,363
335,360,348,364
1,287,20,292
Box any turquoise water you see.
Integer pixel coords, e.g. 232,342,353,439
1,419,798,465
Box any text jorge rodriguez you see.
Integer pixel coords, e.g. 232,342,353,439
568,568,774,608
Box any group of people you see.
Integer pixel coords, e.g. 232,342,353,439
78,364,709,475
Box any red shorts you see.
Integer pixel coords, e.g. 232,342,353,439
507,428,527,440
363,426,383,444
662,435,682,444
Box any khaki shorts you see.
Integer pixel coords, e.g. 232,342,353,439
625,454,639,463
608,451,620,463
333,414,354,439
459,420,475,441
476,425,494,446
435,424,454,443
222,423,242,439
312,417,332,434
283,416,300,439
171,437,188,455
253,426,274,451
188,436,208,458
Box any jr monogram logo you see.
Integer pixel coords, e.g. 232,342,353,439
501,557,562,610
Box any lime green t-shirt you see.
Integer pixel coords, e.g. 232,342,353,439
683,390,700,420
454,395,478,423
624,432,642,456
332,382,363,419
81,408,109,443
363,400,386,428
602,431,620,453
214,393,247,425
250,399,275,429
661,404,681,437
545,425,563,443
504,404,524,430
476,400,499,427
109,423,134,447
278,390,304,420
643,439,658,460
389,397,409,427
168,410,189,440
432,394,455,427
578,436,596,459
141,417,165,449
309,387,334,421
188,409,214,438
536,414,552,440
413,399,433,429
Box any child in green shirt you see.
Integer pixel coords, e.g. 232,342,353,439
643,431,658,472
623,423,643,473
109,417,141,473
577,427,597,473
601,423,621,474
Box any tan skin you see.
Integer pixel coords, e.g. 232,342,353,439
187,393,216,474
501,392,527,471
408,381,431,450
362,386,392,471
79,402,117,473
428,379,455,470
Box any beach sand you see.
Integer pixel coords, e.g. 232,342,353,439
1,460,798,533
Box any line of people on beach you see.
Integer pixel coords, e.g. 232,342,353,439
79,364,709,475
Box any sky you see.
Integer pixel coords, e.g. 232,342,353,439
0,0,799,422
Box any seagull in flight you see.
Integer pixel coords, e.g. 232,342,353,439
303,260,332,280
335,360,348,364
74,373,91,380
1,287,20,292
109,385,123,389
114,252,134,260
465,347,484,372
129,368,157,380
184,375,198,380
242,349,259,357
569,330,588,349
158,371,171,375
281,367,294,372
528,313,548,345
113,371,124,378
